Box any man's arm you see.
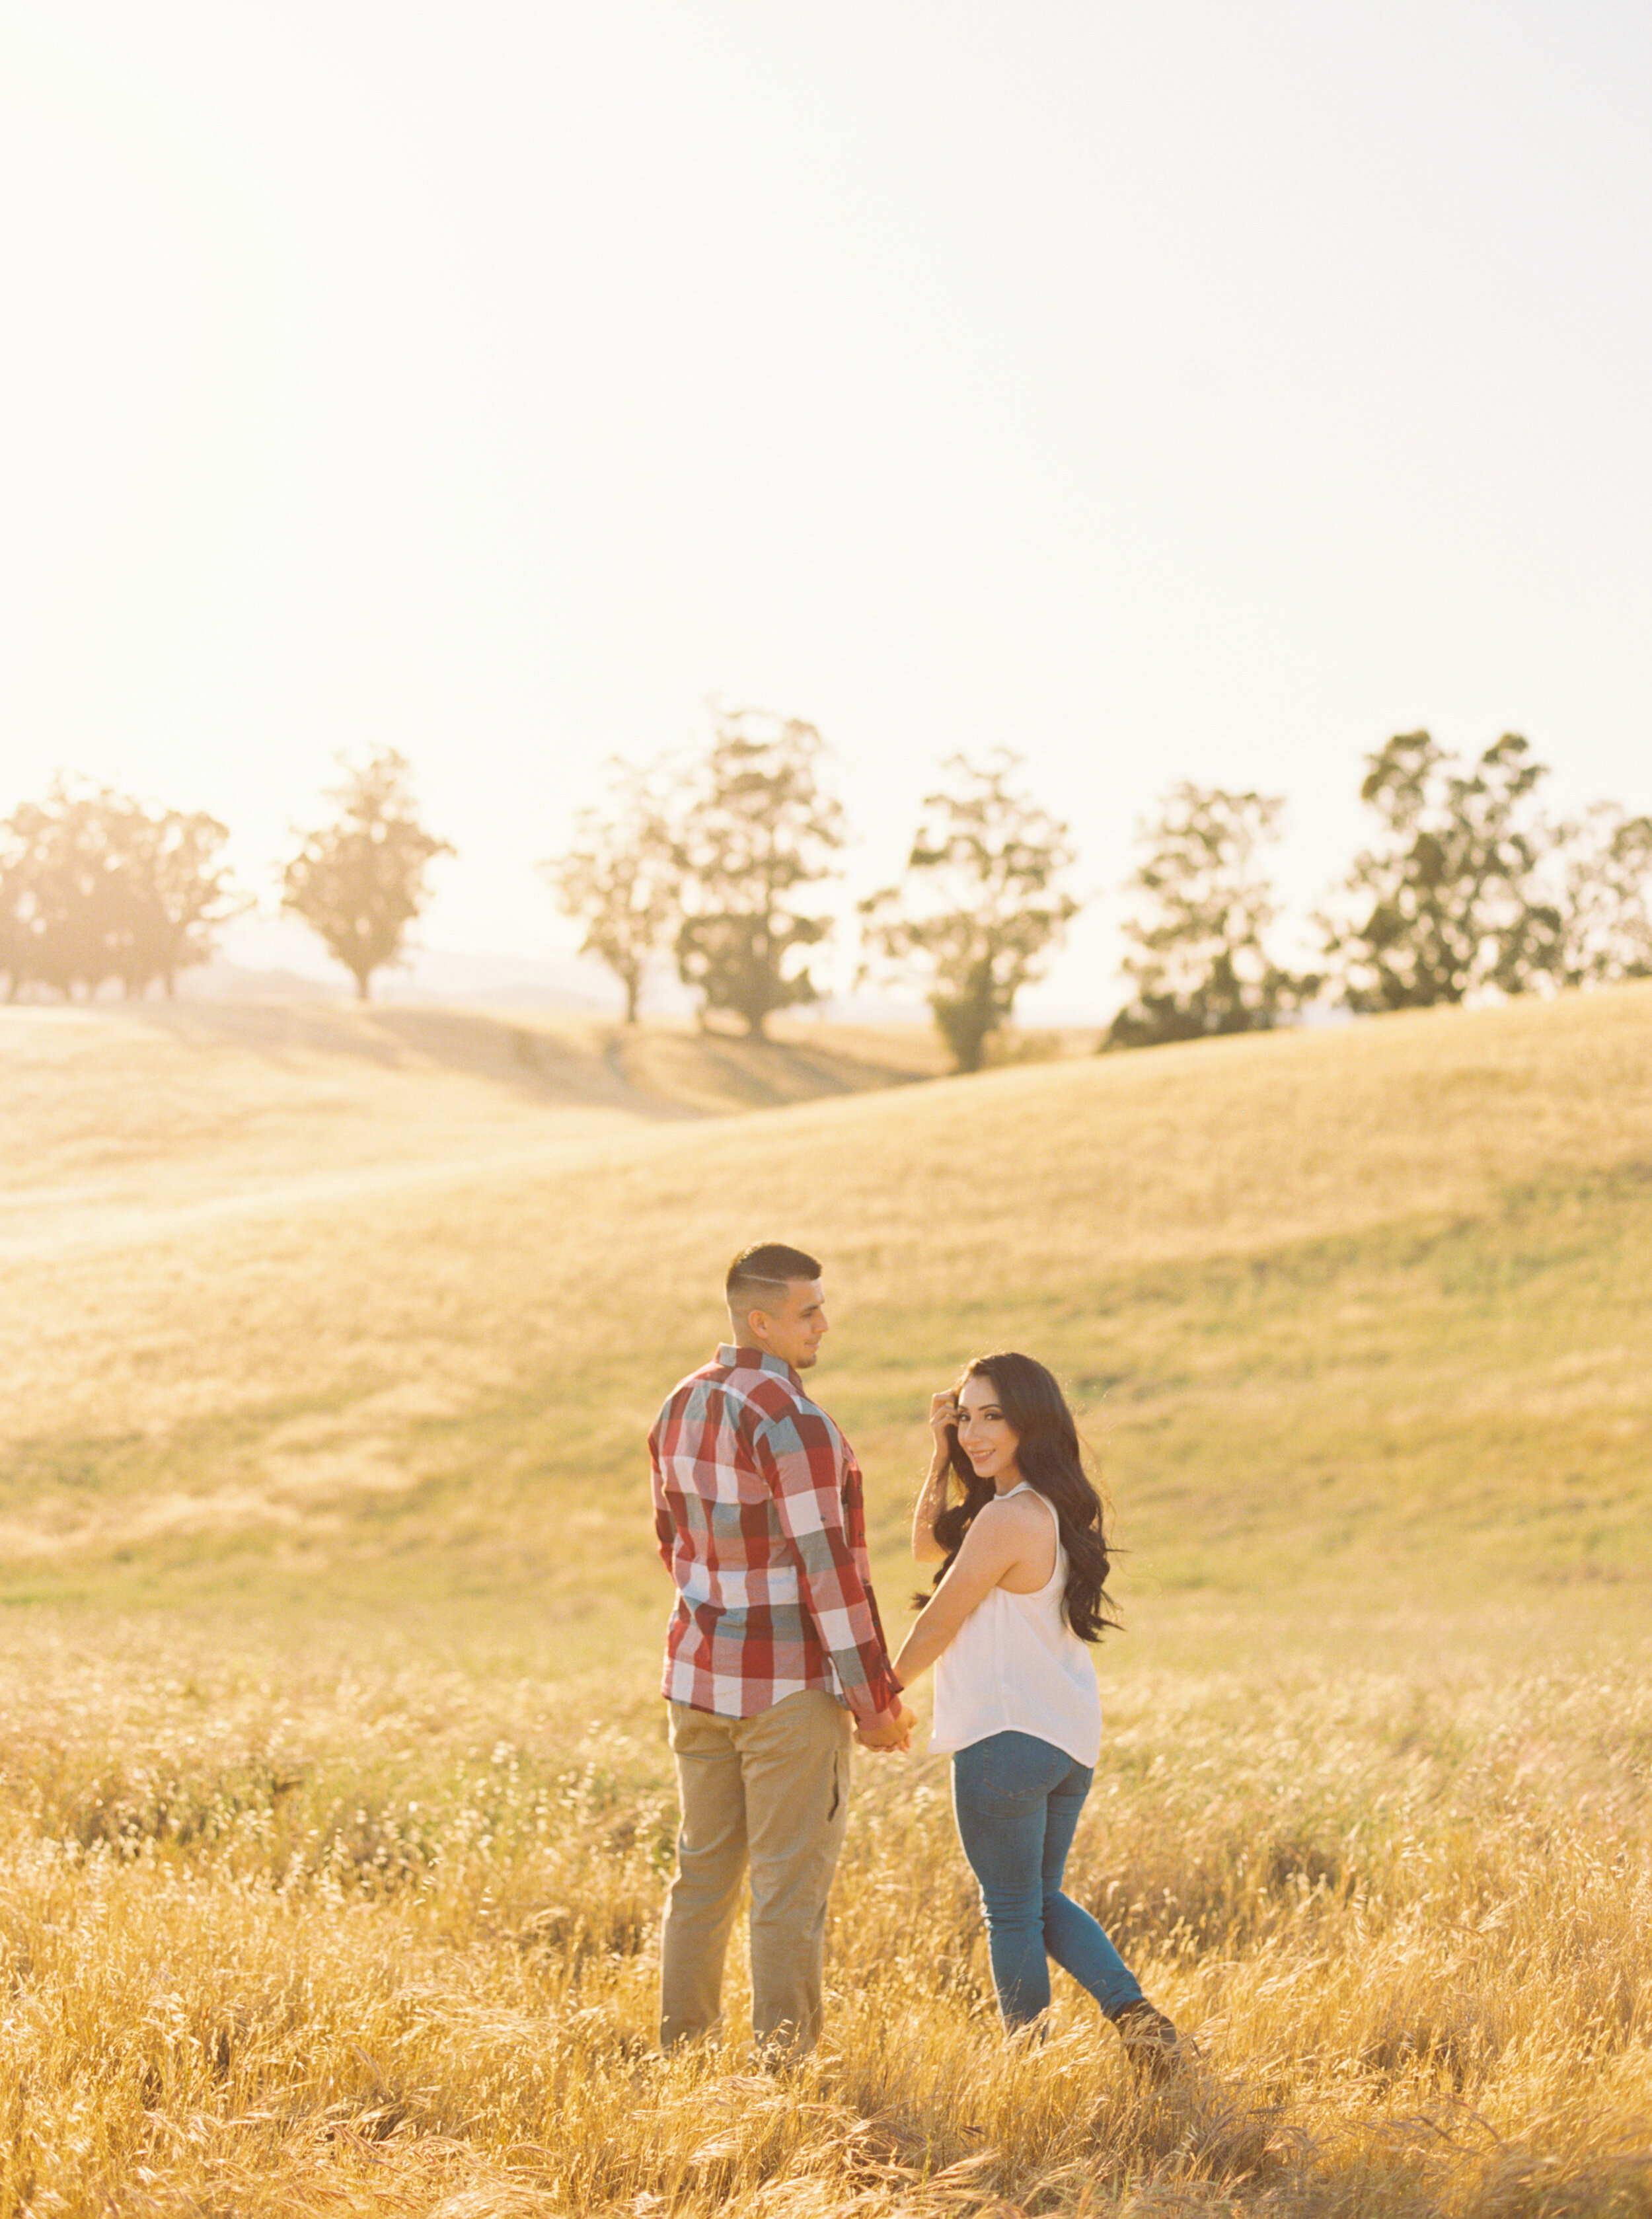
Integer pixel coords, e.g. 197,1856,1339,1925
757,1407,906,1731
648,1417,677,1573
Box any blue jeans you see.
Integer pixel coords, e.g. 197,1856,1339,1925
952,1731,1144,2029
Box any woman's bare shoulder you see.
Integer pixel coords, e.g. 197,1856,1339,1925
970,1491,1051,1540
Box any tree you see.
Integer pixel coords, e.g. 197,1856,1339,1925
110,800,239,996
859,751,1078,1074
281,751,454,1001
672,708,845,1038
543,759,678,1023
1104,784,1316,1050
1320,732,1561,1010
0,850,23,999
0,785,120,1000
0,777,237,1000
1552,802,1652,988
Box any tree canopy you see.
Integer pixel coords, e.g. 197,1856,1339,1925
1105,784,1316,1050
543,760,678,1024
0,778,237,1001
281,751,454,1001
860,751,1078,1073
1320,732,1561,1010
1552,802,1652,989
672,709,844,1037
5,718,1648,1048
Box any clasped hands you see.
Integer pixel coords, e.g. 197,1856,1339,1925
856,1703,918,1754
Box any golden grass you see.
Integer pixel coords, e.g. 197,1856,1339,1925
3,985,1652,2210
2,1611,1651,2215
0,999,947,1205
3,985,1649,1582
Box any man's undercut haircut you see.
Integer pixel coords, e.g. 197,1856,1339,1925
726,1242,823,1316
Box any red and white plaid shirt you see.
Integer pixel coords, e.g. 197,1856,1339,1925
650,1344,903,1724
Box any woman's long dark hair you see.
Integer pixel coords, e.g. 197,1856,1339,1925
922,1352,1119,1643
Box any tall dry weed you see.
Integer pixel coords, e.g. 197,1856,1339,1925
1,1624,1649,2214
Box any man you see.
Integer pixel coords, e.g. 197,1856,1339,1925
650,1241,915,2058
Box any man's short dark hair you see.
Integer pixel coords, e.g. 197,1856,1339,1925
726,1242,823,1312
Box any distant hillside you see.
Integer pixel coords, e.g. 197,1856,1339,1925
0,998,952,1211
2,984,1649,1610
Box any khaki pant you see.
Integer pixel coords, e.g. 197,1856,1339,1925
659,1689,853,2056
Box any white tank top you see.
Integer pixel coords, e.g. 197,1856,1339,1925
929,1484,1103,1768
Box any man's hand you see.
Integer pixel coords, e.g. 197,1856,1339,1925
856,1704,917,1753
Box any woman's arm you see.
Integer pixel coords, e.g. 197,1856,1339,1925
911,1390,958,1565
893,1496,1039,1684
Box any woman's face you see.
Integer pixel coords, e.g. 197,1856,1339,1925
954,1373,1022,1489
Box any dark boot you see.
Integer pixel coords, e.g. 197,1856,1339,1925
1111,1998,1185,2081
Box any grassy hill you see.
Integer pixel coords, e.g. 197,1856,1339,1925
3,982,1649,1615
3,986,1652,2216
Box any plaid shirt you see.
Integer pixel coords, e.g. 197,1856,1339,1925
650,1344,902,1723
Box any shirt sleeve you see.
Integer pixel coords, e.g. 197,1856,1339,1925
755,1405,903,1725
648,1416,676,1571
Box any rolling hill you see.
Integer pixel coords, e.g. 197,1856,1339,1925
3,983,1650,1613
4,985,1652,2218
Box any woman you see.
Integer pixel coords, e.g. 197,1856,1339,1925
891,1352,1182,2071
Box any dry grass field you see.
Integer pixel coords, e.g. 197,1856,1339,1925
2,986,1651,2215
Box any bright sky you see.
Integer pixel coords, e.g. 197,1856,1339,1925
2,1,1649,1014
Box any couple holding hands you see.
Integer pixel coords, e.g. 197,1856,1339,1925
648,1242,1183,2074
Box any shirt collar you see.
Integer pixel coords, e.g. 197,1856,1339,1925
718,1343,802,1390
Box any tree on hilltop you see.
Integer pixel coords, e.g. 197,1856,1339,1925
859,751,1078,1074
0,777,238,1000
112,799,241,995
0,783,122,999
543,758,678,1024
281,751,454,1001
1551,801,1652,989
673,708,845,1038
1320,732,1561,1010
1105,784,1317,1050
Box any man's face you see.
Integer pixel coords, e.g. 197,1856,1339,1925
747,1279,829,1371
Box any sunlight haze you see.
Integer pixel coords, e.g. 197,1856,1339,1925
3,1,1649,1011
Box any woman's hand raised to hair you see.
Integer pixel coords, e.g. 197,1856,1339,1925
927,1389,959,1462
911,1392,957,1564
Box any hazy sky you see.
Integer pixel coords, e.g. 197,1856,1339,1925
2,2,1649,1012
